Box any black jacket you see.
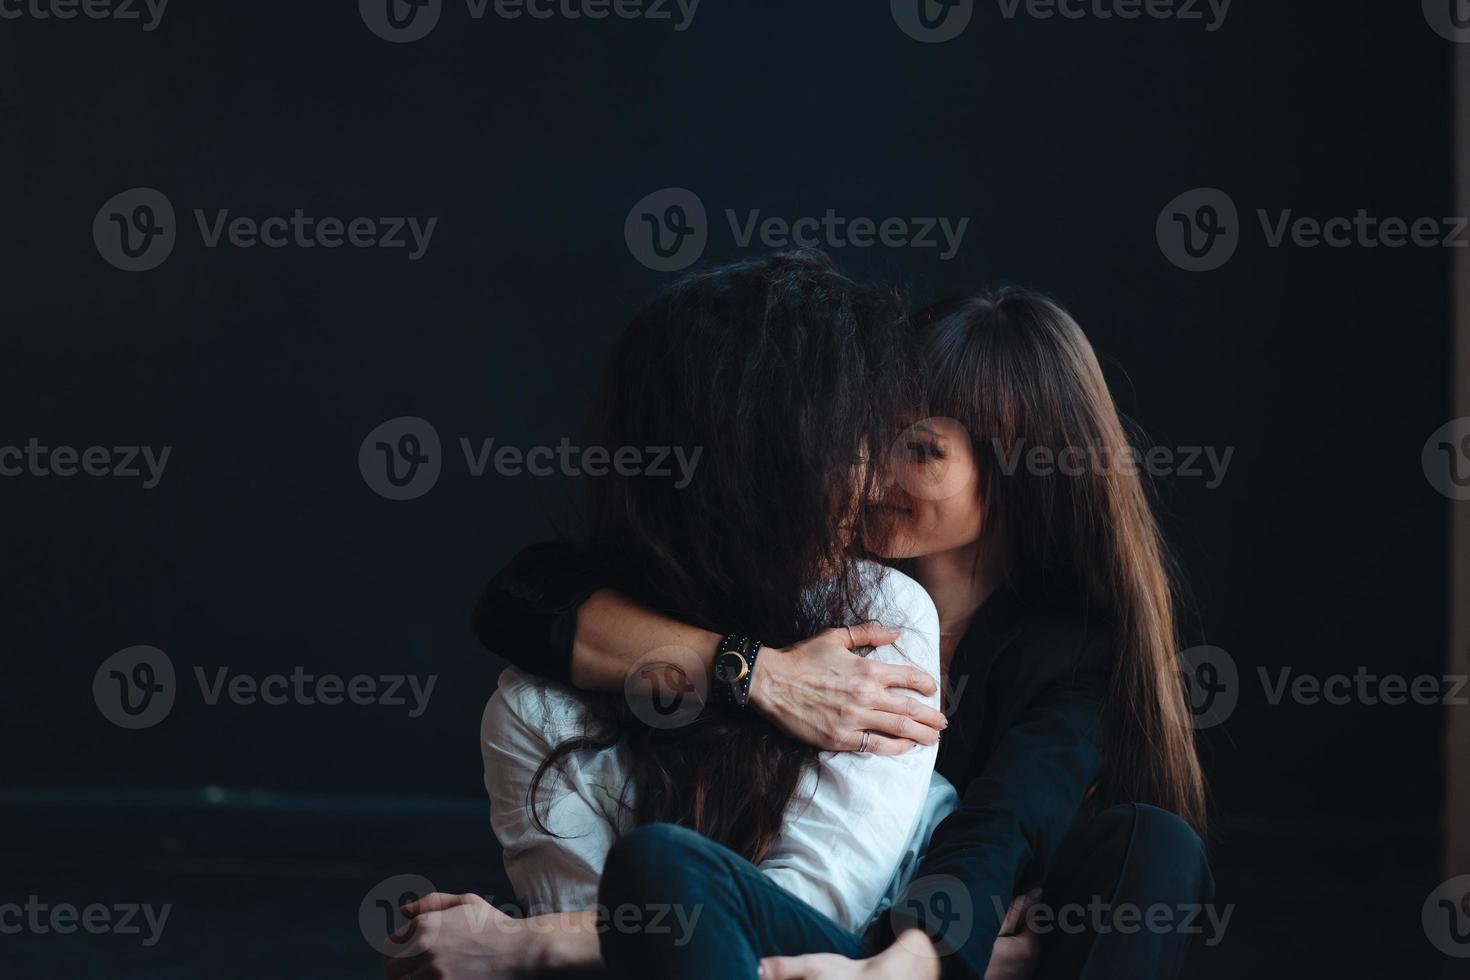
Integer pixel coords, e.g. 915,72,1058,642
474,541,1111,978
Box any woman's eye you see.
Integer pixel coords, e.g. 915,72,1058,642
906,441,943,463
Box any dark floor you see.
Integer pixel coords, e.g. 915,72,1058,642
4,792,1456,979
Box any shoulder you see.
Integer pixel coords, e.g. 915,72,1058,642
858,562,938,629
481,666,596,749
854,561,940,675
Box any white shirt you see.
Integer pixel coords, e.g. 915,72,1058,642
480,562,942,933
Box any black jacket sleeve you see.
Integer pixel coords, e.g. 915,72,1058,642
886,630,1109,978
471,540,606,686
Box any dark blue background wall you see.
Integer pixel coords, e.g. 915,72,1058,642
1,1,1450,834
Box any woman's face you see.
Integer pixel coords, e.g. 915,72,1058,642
873,417,985,559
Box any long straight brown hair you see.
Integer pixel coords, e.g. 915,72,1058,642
913,291,1208,834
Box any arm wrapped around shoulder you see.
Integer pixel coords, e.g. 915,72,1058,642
473,540,606,684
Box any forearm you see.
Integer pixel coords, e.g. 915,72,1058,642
477,541,720,693
567,590,721,691
480,545,944,751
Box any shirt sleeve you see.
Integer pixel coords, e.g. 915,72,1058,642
480,668,621,913
884,635,1108,978
473,541,606,686
755,568,944,933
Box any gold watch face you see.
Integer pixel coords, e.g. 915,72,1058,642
715,651,749,684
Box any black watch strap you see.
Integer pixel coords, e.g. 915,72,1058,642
713,634,762,711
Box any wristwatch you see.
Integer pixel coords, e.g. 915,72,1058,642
712,634,762,710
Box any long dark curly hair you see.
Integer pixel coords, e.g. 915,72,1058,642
530,251,919,863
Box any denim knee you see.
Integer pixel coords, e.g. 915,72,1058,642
599,822,715,909
1098,803,1213,903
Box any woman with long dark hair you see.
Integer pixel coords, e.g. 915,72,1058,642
479,250,946,925
383,251,956,980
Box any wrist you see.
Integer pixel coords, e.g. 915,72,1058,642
712,634,763,711
887,929,944,980
522,918,561,974
525,911,601,974
745,643,785,715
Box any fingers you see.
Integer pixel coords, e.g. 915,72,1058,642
857,733,919,756
874,693,948,737
399,892,473,918
998,888,1043,935
880,686,948,726
840,622,901,650
866,660,939,698
855,707,941,746
760,953,837,979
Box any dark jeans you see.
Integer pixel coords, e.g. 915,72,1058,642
597,804,1214,980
